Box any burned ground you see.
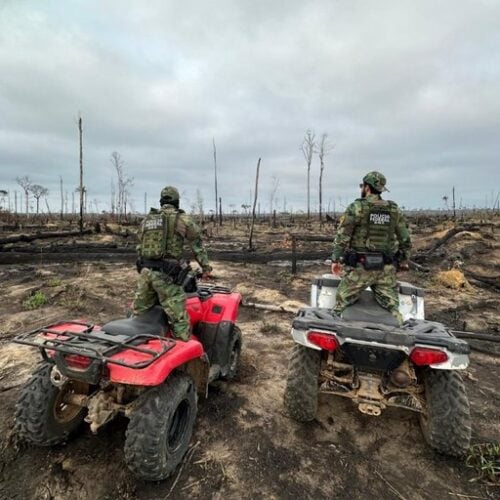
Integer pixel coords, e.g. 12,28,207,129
0,219,498,499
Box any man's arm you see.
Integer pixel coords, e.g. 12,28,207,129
182,215,212,272
395,207,412,267
331,201,361,262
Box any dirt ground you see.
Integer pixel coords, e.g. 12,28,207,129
0,221,499,500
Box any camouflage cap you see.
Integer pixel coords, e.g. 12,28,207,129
160,186,180,202
363,171,389,192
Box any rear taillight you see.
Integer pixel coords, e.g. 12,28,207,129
65,354,92,370
307,331,339,352
410,347,448,366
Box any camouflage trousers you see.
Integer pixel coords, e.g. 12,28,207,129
133,268,190,341
333,264,403,325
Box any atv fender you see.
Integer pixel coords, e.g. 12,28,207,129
182,355,210,397
107,338,205,386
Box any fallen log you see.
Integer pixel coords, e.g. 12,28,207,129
451,330,500,343
0,248,330,265
416,223,497,258
0,229,92,246
409,260,430,272
241,301,299,314
463,270,500,290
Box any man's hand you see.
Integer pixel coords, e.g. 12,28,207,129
201,269,214,281
398,261,410,271
331,262,343,276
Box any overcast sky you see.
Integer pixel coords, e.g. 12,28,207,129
0,0,499,214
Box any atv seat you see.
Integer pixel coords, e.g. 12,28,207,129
341,290,400,327
102,306,170,337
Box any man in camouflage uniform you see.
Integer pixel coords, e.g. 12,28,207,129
134,186,212,341
331,172,411,324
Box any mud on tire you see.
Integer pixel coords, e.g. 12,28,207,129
283,344,321,421
15,362,88,445
124,372,197,481
420,369,471,457
220,326,242,381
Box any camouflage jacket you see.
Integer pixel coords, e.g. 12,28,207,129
137,204,211,272
332,194,411,263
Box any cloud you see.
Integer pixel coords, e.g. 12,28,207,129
0,0,499,214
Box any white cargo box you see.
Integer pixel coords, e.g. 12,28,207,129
310,273,425,321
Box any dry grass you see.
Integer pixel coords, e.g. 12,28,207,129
435,269,471,290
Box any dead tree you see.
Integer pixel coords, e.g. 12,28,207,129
213,138,219,224
196,189,205,223
59,175,64,219
318,133,333,222
29,184,49,214
110,180,116,215
301,130,316,219
16,175,32,215
248,158,261,250
268,175,280,215
110,151,133,222
78,115,84,233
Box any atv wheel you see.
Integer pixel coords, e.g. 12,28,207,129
124,372,197,481
419,369,471,457
220,326,242,381
15,362,89,445
283,344,321,421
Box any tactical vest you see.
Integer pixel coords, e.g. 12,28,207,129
350,198,399,253
139,207,183,260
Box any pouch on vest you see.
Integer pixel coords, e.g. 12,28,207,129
139,213,166,259
365,204,395,252
360,252,385,270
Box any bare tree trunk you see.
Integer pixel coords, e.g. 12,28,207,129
452,186,456,220
59,176,64,220
248,158,261,250
213,138,219,225
219,197,222,226
301,130,316,220
318,134,333,223
319,161,324,222
78,115,84,234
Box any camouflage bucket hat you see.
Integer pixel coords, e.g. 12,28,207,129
160,186,179,202
363,171,389,192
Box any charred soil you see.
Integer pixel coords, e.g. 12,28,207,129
0,219,499,499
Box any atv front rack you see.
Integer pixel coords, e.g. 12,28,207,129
14,321,176,380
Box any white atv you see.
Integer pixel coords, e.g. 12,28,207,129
283,275,471,456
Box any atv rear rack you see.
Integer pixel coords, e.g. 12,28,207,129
14,320,176,371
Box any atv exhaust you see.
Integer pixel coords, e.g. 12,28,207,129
50,366,68,388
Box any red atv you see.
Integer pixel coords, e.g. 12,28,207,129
14,275,242,481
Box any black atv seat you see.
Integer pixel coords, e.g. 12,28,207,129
102,306,169,337
341,290,400,327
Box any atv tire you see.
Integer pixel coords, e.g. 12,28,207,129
15,362,88,445
283,344,321,421
420,369,471,457
124,372,197,481
220,326,242,381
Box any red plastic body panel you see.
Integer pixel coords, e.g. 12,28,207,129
38,290,241,387
188,292,241,324
107,337,204,386
186,296,204,326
